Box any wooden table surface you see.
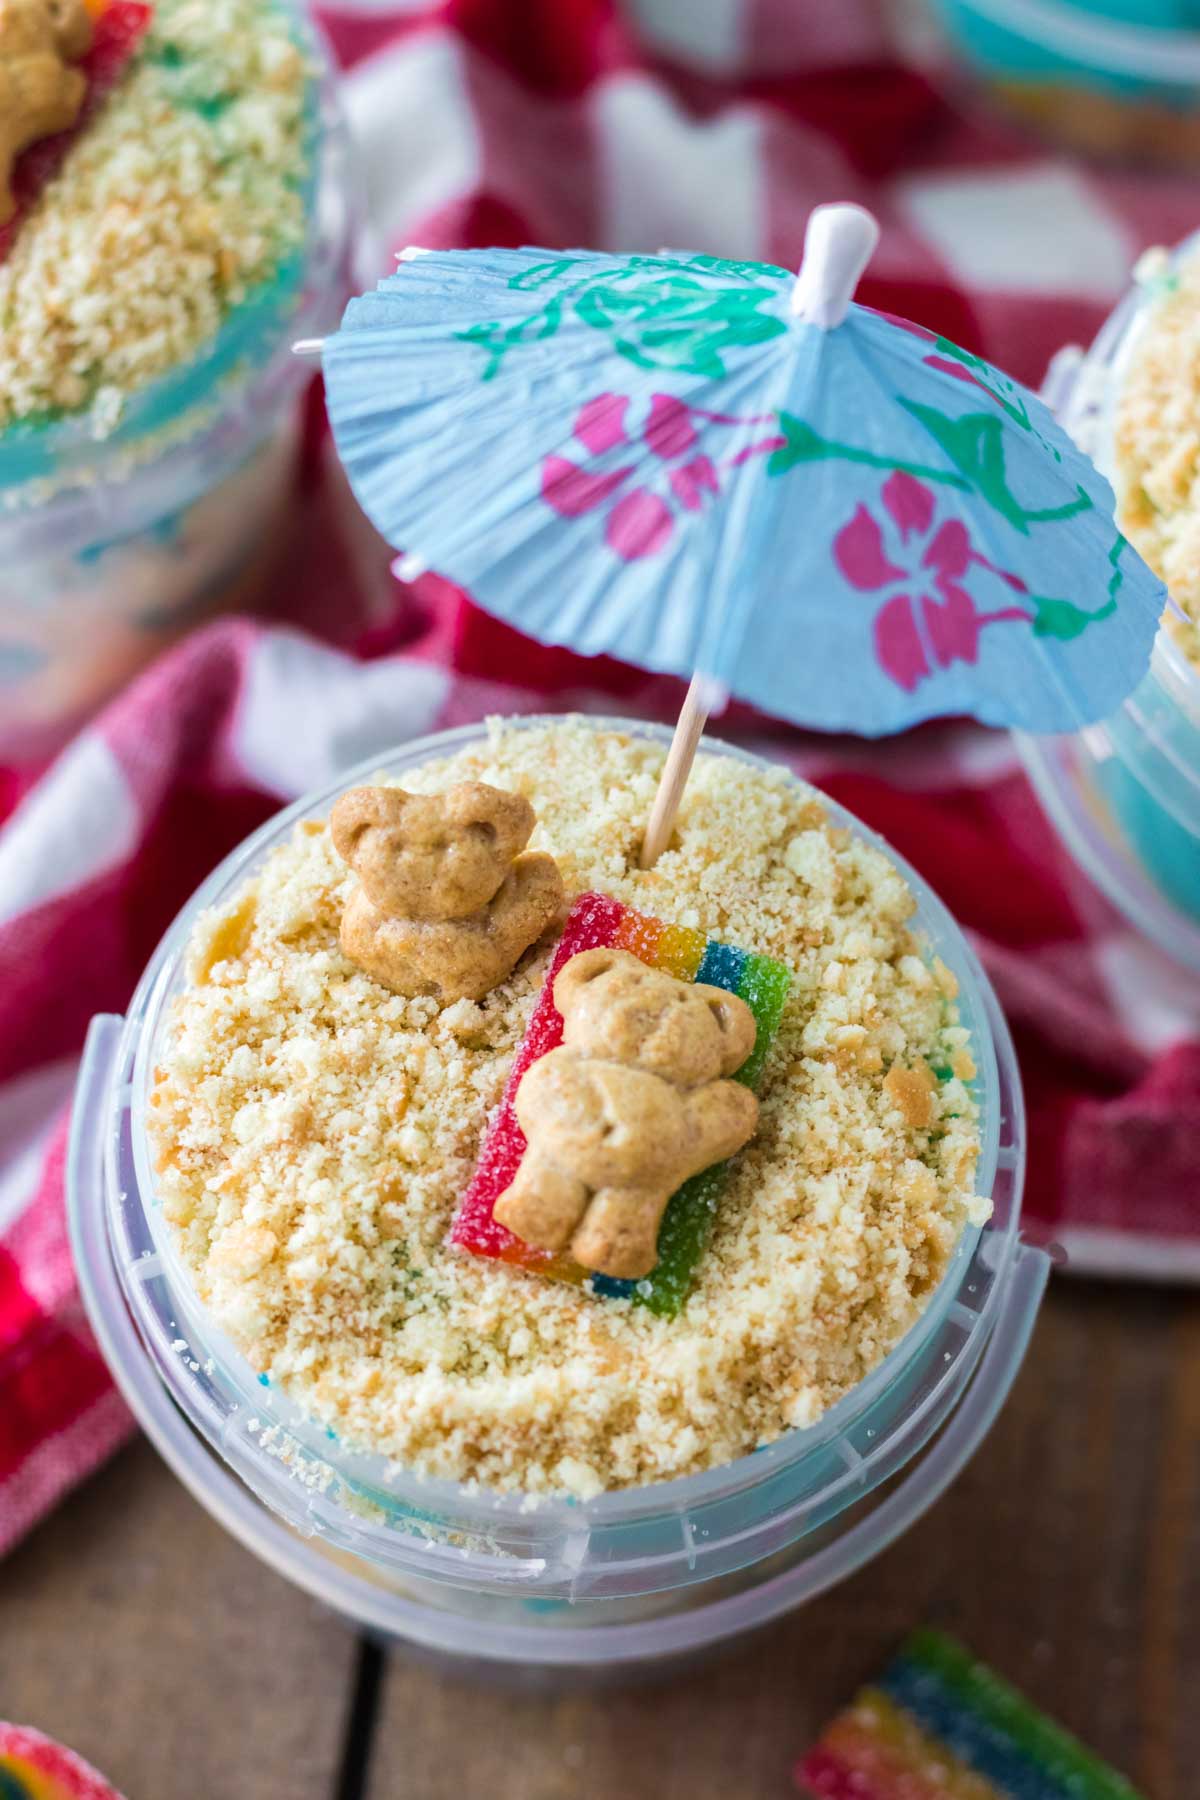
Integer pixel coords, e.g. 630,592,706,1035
3,1279,1197,1800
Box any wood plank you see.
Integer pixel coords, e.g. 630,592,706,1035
367,1283,1197,1800
0,1436,358,1800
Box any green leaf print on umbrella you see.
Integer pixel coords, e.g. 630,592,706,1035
926,335,1039,432
769,402,1092,535
458,253,788,381
508,257,581,291
1032,596,1111,640
1031,533,1127,639
575,279,787,377
898,400,1093,533
769,411,971,490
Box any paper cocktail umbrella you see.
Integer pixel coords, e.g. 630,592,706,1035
307,204,1165,863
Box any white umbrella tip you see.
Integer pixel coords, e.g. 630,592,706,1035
396,245,432,263
791,203,881,328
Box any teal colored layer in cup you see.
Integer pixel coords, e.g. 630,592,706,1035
930,0,1200,103
1092,641,1200,922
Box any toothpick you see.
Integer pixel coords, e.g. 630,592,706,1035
640,674,724,869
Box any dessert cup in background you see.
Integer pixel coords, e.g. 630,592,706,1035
0,0,354,764
68,717,1045,1675
918,0,1200,165
1019,238,1200,972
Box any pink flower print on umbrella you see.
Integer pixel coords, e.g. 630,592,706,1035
325,230,1164,739
865,308,1000,398
540,391,781,561
835,471,1035,693
864,305,1059,458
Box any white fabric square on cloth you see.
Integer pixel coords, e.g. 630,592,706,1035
0,1059,76,1241
623,0,742,72
0,732,138,927
1094,933,1200,1056
895,165,1133,299
594,74,763,258
343,31,480,266
235,633,450,798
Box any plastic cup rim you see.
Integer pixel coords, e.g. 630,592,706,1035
117,712,1024,1534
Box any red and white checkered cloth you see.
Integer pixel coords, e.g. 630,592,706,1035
3,0,1200,1558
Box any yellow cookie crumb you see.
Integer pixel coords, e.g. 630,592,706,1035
148,722,989,1495
883,1060,936,1131
1114,247,1200,671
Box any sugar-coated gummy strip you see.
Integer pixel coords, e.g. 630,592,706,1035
819,1689,1007,1800
801,1738,991,1800
736,953,791,1089
876,1664,1098,1800
695,939,745,991
0,1721,128,1800
653,922,707,982
451,893,791,1315
797,1632,1143,1800
450,891,623,1259
611,906,662,963
884,1632,1144,1800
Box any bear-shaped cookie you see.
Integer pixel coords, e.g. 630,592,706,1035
493,946,760,1280
0,0,93,227
331,782,565,1002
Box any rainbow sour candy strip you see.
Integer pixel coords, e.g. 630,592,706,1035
797,1630,1143,1800
0,1721,129,1800
450,892,790,1317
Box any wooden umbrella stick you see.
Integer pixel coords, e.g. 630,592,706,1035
640,674,720,869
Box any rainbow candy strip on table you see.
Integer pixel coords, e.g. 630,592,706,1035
797,1629,1143,1800
0,0,154,265
0,1722,128,1800
450,891,790,1317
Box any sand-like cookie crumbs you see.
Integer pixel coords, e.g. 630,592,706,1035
1114,247,1200,672
149,722,989,1498
0,0,311,437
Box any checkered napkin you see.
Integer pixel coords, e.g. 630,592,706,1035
3,0,1199,1559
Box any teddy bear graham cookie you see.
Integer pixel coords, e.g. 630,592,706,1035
452,890,791,1309
494,947,761,1279
331,781,565,1002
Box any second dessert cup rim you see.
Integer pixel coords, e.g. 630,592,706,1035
1079,226,1200,726
121,711,1023,1526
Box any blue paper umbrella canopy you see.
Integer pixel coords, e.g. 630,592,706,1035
321,206,1165,736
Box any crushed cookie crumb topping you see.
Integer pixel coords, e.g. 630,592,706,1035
149,722,988,1497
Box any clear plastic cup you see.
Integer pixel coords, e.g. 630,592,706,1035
0,3,354,763
922,0,1200,165
1017,239,1200,972
67,717,1045,1671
